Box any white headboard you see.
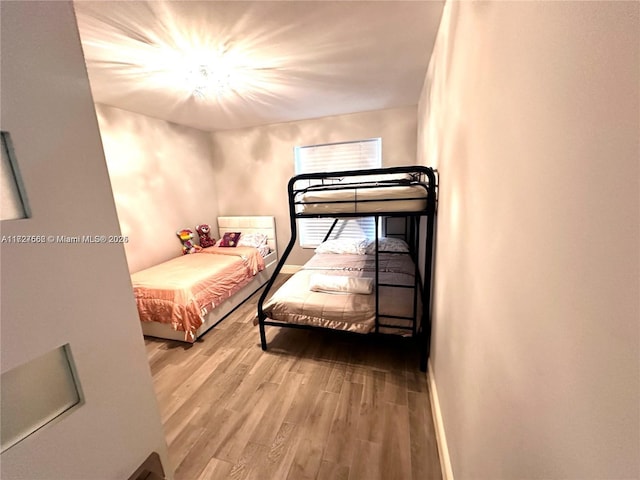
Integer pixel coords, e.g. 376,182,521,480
217,216,277,256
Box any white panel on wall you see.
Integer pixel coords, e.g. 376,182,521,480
1,345,82,452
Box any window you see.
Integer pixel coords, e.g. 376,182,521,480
294,138,381,248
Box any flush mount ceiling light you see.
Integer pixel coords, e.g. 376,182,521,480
186,63,231,98
165,43,279,101
182,46,236,98
79,21,280,102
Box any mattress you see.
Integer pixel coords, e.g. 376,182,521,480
132,252,263,340
297,184,428,214
261,253,418,334
200,245,266,274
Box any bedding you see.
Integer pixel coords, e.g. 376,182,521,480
237,232,269,248
132,251,264,341
297,184,428,215
236,232,270,258
304,252,414,273
201,245,266,274
365,237,409,254
255,244,271,258
314,237,409,255
314,238,368,255
260,252,416,334
309,274,373,294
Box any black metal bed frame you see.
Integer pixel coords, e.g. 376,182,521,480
257,165,437,371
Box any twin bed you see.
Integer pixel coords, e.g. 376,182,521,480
132,216,277,342
258,165,437,371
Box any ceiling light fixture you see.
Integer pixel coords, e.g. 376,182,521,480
182,45,237,98
186,63,232,98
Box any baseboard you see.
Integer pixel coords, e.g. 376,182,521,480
280,264,303,274
428,360,454,480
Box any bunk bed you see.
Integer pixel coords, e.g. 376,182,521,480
257,166,437,371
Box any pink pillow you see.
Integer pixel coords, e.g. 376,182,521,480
219,232,241,247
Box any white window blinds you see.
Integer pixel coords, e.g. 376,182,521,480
294,138,381,248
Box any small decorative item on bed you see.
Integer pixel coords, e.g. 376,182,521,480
256,165,437,371
195,224,216,248
218,231,241,247
176,228,202,255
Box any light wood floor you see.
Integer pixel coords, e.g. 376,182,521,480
145,274,442,480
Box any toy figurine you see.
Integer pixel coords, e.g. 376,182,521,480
195,224,216,248
176,229,202,255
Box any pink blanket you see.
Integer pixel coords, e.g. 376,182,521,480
132,251,264,341
201,246,265,275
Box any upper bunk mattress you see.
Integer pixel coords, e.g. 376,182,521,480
297,184,428,215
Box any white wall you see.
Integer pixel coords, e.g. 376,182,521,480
0,2,170,479
95,104,220,273
210,107,419,265
419,1,639,478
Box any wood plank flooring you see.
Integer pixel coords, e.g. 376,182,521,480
144,274,442,480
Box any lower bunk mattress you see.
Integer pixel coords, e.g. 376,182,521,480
261,252,419,335
132,248,265,341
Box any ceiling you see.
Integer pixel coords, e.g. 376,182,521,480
74,1,444,132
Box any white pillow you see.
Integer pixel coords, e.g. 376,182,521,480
315,238,368,255
237,232,268,248
365,237,409,254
